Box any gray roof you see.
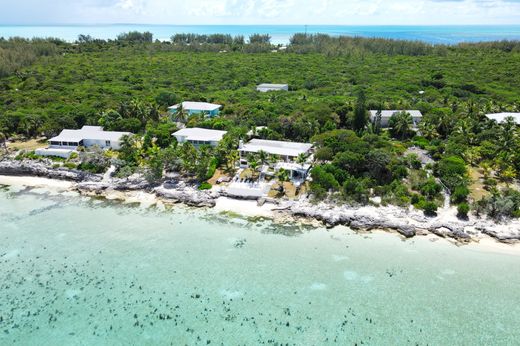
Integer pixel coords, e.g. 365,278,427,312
369,110,423,119
50,126,131,143
485,113,520,124
257,83,288,88
173,128,227,142
240,139,312,157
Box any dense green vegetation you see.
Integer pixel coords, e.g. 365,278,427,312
1,33,519,219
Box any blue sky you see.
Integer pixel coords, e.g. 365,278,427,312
1,0,520,25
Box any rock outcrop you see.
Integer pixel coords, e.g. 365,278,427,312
1,158,519,244
0,159,100,182
155,181,219,208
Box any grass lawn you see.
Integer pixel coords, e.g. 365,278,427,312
7,138,46,151
468,166,490,202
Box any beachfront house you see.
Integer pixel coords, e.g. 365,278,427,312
35,126,131,158
369,110,423,128
485,112,520,125
256,84,289,92
168,101,222,117
173,127,227,148
239,139,313,182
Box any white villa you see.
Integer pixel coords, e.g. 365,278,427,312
35,126,131,158
256,84,289,92
369,110,423,128
485,112,520,124
173,127,227,147
239,139,313,182
168,101,222,117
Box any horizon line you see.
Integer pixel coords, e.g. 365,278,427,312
2,23,520,27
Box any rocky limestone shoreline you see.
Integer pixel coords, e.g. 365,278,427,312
1,158,519,244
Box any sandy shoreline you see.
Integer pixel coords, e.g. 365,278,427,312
1,174,519,255
0,175,74,189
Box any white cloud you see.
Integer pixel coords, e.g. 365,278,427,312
0,0,519,24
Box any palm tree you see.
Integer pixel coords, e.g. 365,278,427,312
248,154,259,178
175,104,189,123
277,168,290,182
179,142,197,173
225,150,239,173
257,150,268,167
374,109,382,135
296,153,308,168
276,168,290,197
389,111,412,139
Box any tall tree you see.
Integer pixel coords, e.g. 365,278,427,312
353,89,368,133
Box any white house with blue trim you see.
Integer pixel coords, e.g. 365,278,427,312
168,101,222,117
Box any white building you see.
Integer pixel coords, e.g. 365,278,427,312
168,101,222,117
173,127,227,147
36,126,131,158
369,110,423,128
485,112,520,124
239,139,313,182
256,84,289,92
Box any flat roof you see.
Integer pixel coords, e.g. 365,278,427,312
485,113,520,124
369,110,423,118
168,101,222,112
50,126,131,143
257,84,288,88
173,127,227,142
240,139,312,157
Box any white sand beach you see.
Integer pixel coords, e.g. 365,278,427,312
213,197,276,218
0,175,74,190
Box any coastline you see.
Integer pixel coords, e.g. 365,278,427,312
1,171,520,255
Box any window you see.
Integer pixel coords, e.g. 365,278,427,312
105,140,111,147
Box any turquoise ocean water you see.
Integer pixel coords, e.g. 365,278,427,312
1,185,520,344
1,25,520,44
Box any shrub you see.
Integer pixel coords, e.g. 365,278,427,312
406,154,422,169
451,186,469,204
63,162,77,169
68,152,79,160
457,203,470,219
420,178,442,199
413,136,429,149
475,189,520,220
342,176,370,204
310,166,340,195
411,193,423,205
434,156,467,192
198,182,212,190
392,164,408,179
205,158,218,180
422,201,438,216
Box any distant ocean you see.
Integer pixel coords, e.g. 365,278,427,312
2,24,520,44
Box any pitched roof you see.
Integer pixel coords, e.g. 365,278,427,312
173,127,227,142
369,110,423,118
50,126,131,143
240,139,312,157
168,101,222,112
485,112,520,124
